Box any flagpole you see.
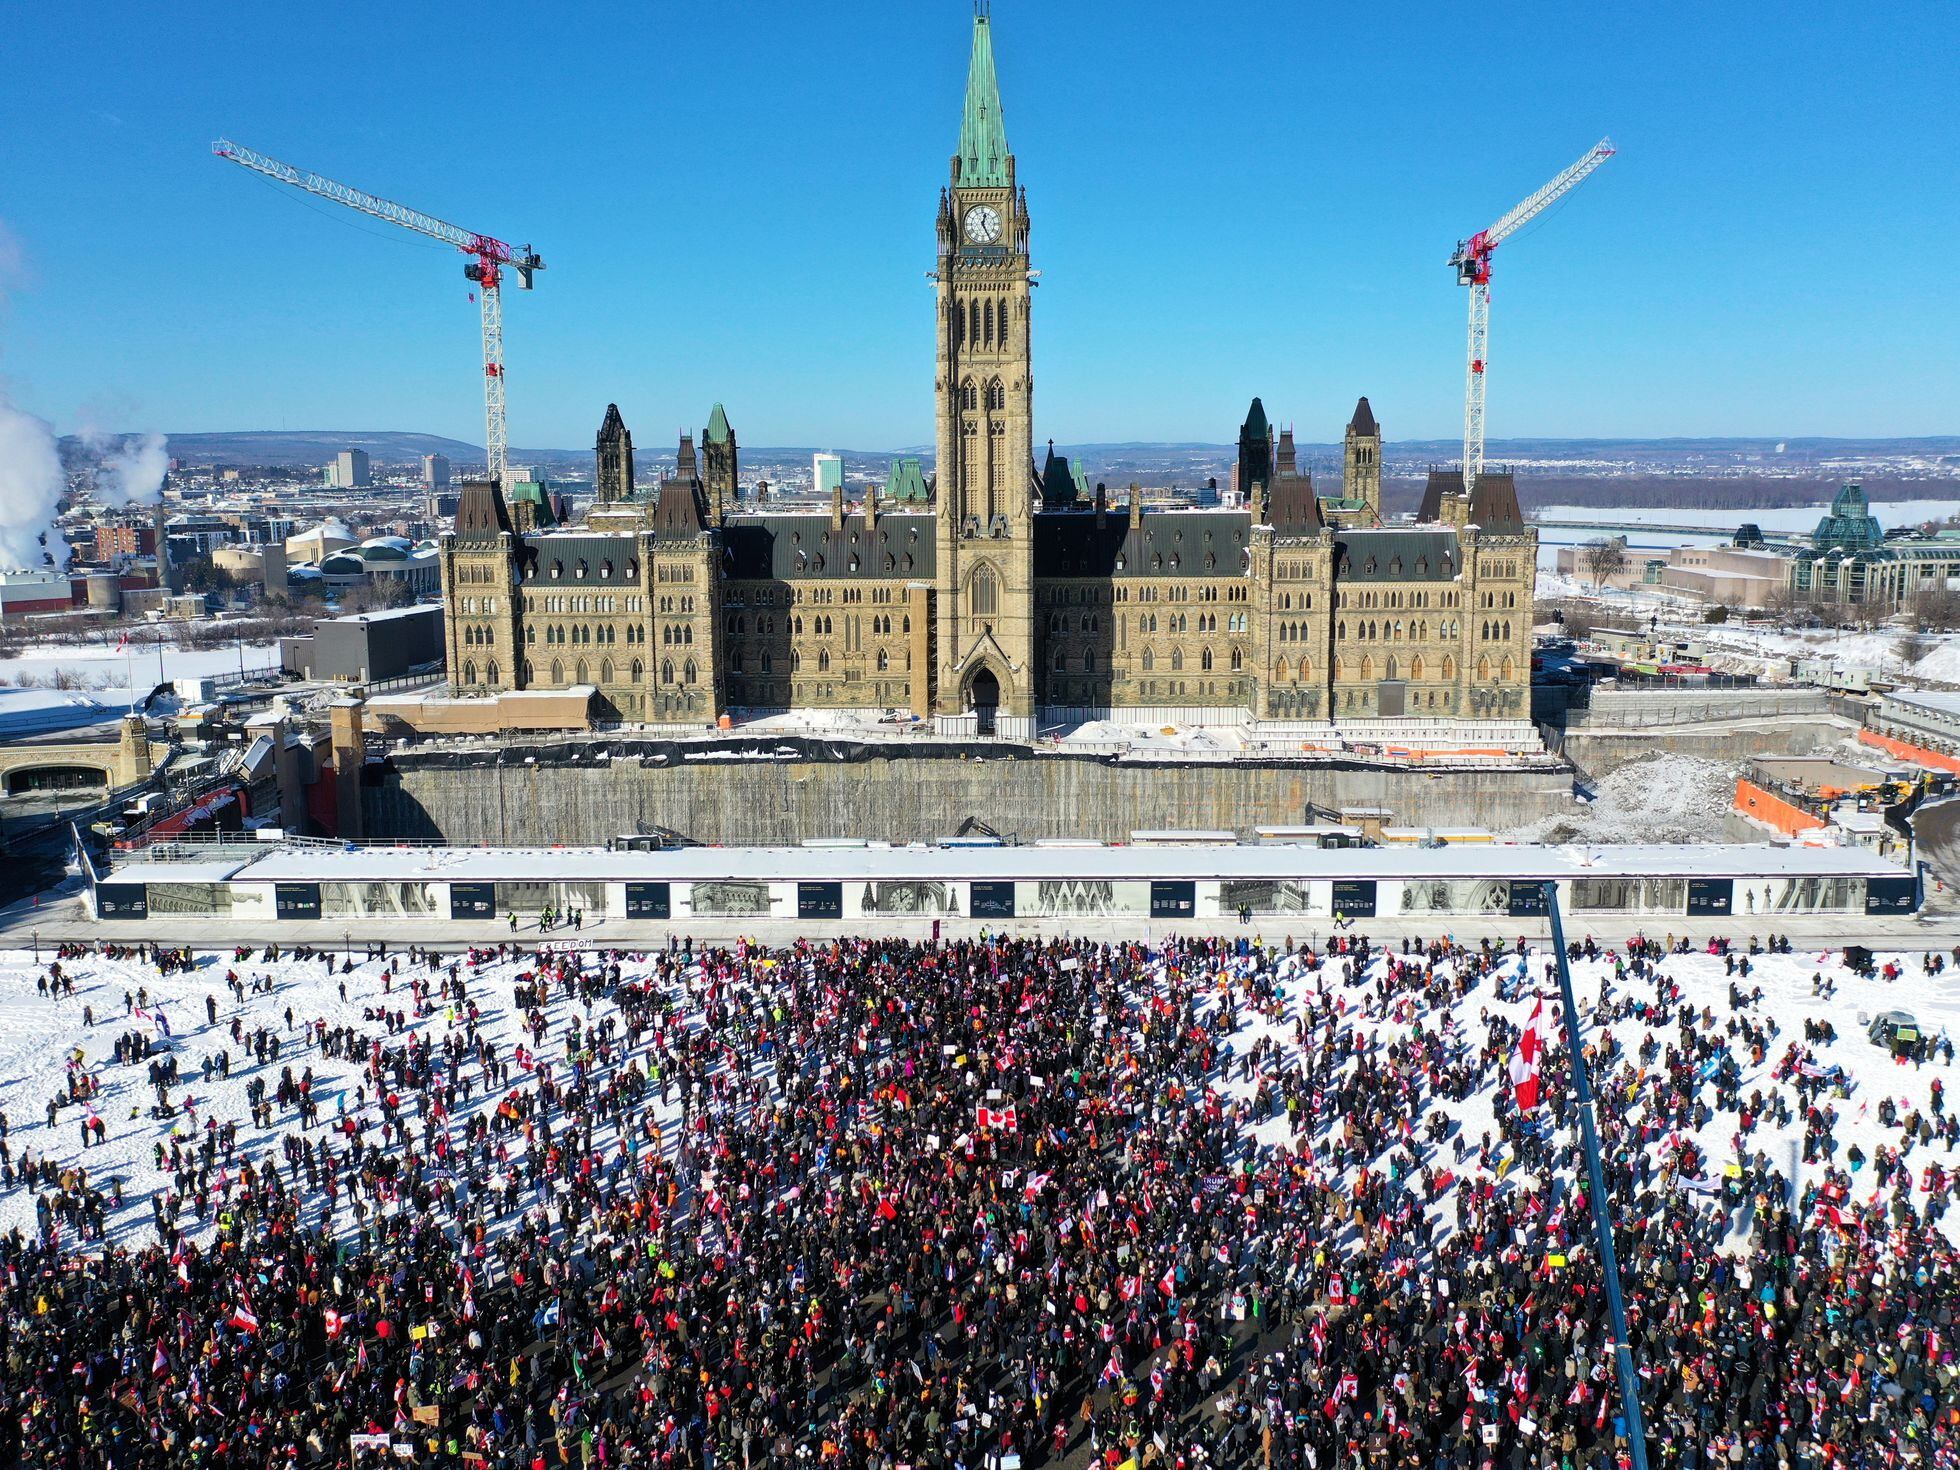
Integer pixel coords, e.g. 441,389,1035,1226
1542,881,1651,1470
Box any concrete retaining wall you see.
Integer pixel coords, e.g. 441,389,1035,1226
363,750,1578,846
1566,717,1851,776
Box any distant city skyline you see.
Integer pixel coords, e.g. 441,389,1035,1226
1,2,1954,450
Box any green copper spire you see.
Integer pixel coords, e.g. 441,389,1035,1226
704,402,732,446
958,10,1009,187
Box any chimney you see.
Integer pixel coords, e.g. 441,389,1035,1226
865,475,879,530
1128,483,1142,530
1249,479,1266,527
830,483,845,531
1094,481,1108,529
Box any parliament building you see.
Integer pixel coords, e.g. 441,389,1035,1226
439,12,1537,742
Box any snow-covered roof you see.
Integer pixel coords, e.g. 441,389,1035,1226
106,840,1907,889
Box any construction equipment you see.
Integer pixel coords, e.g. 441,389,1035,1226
1451,138,1614,494
212,139,543,487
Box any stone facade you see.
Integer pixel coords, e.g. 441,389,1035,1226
438,12,1536,737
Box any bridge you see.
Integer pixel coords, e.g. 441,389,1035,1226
1530,516,1804,543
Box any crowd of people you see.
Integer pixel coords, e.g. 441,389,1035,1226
0,929,1956,1469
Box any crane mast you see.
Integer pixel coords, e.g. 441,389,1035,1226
212,139,542,487
1450,137,1613,495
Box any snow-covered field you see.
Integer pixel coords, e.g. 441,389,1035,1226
0,640,279,698
4,935,1956,1254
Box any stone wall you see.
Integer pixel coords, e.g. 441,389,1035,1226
363,745,1577,847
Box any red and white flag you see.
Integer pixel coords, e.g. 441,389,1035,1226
976,1105,1018,1132
230,1303,260,1334
1510,1001,1544,1112
323,1308,345,1338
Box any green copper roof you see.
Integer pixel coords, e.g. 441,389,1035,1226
958,15,1009,187
509,480,556,527
883,456,930,503
704,403,732,446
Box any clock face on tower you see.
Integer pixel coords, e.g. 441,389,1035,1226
962,204,1003,245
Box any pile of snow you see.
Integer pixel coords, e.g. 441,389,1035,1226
1514,752,1737,844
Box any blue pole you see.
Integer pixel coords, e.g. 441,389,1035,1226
1541,881,1652,1470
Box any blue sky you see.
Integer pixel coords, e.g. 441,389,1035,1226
0,1,1953,451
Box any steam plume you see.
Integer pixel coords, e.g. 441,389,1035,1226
93,431,168,507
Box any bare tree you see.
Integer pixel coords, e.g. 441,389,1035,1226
1581,536,1629,589
1895,627,1932,665
1909,586,1960,633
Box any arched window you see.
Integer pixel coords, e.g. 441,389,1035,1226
1275,657,1289,682
1360,655,1374,680
983,298,994,345
986,378,1005,411
876,649,889,671
685,659,697,684
1170,647,1183,672
1410,655,1424,679
1230,647,1242,672
1052,647,1066,672
1443,655,1455,678
631,659,644,682
1477,656,1490,681
970,564,998,618
1141,648,1154,672
1200,647,1213,672
486,660,499,684
463,661,476,685
662,659,675,684
817,649,830,672
600,658,613,683
550,659,564,683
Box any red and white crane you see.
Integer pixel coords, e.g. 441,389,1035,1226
1451,137,1614,494
212,138,543,487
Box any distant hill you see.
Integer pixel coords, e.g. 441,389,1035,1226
122,430,587,470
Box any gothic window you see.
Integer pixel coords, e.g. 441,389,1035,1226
1501,656,1514,681
662,659,675,683
1200,648,1213,672
551,660,564,683
1410,655,1424,679
600,658,614,683
902,615,911,634
961,379,977,411
1141,648,1154,671
986,379,1005,411
1385,656,1398,681
968,299,979,343
1085,650,1096,673
1275,657,1289,683
486,661,499,684
1170,648,1183,672
818,650,830,672
631,659,644,682
1361,655,1374,680
983,298,994,345
685,659,697,684
1053,647,1066,672
1443,655,1456,678
463,661,476,685
876,649,889,672
1477,656,1490,680
575,661,588,684
523,661,534,682
1230,648,1242,672
970,564,998,617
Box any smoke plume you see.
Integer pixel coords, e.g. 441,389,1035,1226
92,430,168,507
0,394,68,571
0,220,68,570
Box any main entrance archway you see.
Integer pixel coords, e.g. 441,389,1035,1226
967,667,1000,736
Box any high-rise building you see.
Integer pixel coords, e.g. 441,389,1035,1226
330,449,371,489
812,454,844,497
422,454,451,489
437,10,1537,739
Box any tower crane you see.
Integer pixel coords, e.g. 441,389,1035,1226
212,139,543,487
1451,137,1613,494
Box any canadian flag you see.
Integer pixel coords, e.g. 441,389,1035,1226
1510,1001,1544,1112
230,1303,260,1334
976,1105,1018,1132
116,631,130,653
323,1308,345,1338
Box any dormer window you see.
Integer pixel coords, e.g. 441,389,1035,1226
575,560,589,579
601,561,613,578
550,561,564,579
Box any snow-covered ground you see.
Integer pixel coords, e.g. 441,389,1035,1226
4,935,1956,1253
0,640,279,699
